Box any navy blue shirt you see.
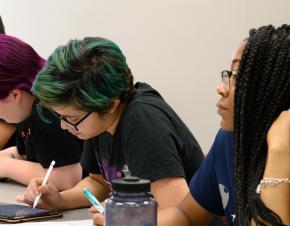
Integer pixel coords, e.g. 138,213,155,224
190,129,237,226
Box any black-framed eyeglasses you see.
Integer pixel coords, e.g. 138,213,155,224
49,109,92,131
221,70,237,90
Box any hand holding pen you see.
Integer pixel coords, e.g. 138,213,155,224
83,187,104,214
33,160,55,208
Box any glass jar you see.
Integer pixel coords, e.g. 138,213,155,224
105,176,157,226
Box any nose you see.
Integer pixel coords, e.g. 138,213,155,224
216,82,229,97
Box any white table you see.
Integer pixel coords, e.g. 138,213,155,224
0,181,93,222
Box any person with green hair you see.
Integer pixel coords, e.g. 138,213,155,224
17,37,206,220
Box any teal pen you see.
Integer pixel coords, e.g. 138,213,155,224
83,188,105,214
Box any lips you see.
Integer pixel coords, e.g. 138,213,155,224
216,102,229,114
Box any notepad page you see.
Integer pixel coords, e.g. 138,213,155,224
4,219,92,226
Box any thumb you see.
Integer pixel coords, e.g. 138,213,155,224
16,194,33,206
16,194,24,202
88,205,98,213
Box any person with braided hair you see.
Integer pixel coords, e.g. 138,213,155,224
149,25,290,226
231,25,290,225
156,24,290,226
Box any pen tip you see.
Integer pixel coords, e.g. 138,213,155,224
51,160,55,166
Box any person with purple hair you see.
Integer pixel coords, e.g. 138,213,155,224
0,16,17,150
0,34,83,191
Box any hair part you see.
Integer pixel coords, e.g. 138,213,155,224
233,24,290,225
32,37,134,114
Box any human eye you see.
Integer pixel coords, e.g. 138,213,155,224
67,117,79,123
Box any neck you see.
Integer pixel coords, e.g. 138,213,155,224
106,102,126,135
22,93,36,117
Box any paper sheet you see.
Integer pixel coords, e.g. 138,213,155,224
4,219,92,226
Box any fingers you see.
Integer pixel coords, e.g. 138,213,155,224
16,177,45,205
33,177,45,187
93,213,104,226
16,194,33,206
38,183,55,194
88,205,98,213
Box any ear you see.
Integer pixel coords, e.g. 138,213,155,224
109,99,121,113
9,89,23,104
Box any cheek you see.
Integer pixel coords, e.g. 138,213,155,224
229,89,235,110
79,119,107,138
0,104,19,123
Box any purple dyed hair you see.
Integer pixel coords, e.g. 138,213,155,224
0,34,45,99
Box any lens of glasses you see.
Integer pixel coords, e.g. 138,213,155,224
221,71,230,89
221,70,230,79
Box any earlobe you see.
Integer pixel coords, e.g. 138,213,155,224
109,99,121,113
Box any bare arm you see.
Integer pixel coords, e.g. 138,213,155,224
17,173,110,210
259,109,290,225
0,147,82,190
0,122,16,150
0,158,82,190
151,177,190,209
158,192,214,226
58,174,110,210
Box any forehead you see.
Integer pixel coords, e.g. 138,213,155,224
51,105,83,116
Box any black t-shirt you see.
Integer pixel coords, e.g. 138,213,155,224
81,82,204,185
16,101,83,168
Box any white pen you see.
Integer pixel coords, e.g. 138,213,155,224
33,160,55,209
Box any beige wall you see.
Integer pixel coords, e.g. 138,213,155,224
1,0,290,152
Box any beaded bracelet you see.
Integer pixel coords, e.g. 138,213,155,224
256,177,290,194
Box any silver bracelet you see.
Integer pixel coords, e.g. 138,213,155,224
256,177,290,194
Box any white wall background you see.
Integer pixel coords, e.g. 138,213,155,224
1,0,290,152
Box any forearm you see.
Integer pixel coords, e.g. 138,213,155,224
158,192,213,226
158,207,191,226
49,163,82,191
0,158,46,184
0,146,21,158
260,151,290,224
58,174,110,210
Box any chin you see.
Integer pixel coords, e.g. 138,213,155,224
75,134,86,140
76,133,95,140
6,119,21,124
220,121,233,132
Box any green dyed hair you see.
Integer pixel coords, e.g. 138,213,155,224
32,37,134,114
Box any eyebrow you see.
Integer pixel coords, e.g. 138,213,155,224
231,59,241,65
61,114,79,119
51,110,78,119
